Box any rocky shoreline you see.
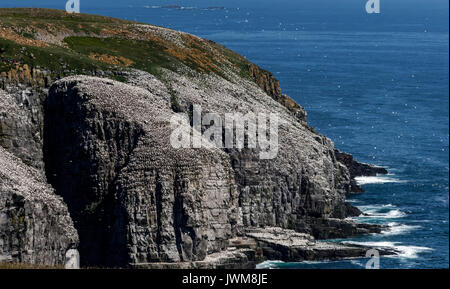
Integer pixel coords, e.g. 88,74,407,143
132,226,397,269
246,227,395,264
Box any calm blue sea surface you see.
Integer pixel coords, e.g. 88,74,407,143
2,0,448,269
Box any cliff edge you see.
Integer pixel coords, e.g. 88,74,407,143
0,8,387,268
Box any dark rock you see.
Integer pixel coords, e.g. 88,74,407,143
44,76,239,267
331,202,363,218
344,202,364,217
335,149,388,178
0,88,45,170
295,217,383,240
0,146,78,265
334,149,388,193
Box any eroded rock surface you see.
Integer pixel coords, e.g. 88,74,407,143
45,76,239,267
42,73,375,267
0,146,78,265
125,68,356,229
0,87,45,170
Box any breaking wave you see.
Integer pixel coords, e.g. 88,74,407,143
357,204,407,219
256,260,285,269
354,175,405,185
343,241,433,259
381,222,422,236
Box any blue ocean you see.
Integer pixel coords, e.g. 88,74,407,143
2,0,448,269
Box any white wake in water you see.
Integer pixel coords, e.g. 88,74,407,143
343,241,433,259
354,175,405,185
357,204,407,219
256,260,285,269
381,222,422,236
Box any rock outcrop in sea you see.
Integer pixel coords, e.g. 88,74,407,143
0,8,388,268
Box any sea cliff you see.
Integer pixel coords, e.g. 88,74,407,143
0,8,388,268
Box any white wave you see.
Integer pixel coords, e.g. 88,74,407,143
381,204,395,207
349,259,365,267
356,204,406,219
256,260,284,269
354,175,405,185
343,241,433,259
358,204,395,211
359,208,407,219
381,222,421,236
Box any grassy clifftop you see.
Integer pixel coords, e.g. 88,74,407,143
0,8,252,79
0,8,304,118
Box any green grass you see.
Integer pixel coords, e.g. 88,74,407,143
0,37,128,81
0,8,138,43
63,36,234,80
0,8,256,83
64,36,179,77
1,38,103,72
0,8,291,108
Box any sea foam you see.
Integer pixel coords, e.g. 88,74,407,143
381,222,422,236
355,175,405,185
357,204,407,219
343,241,433,259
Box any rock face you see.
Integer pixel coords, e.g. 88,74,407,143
128,67,355,228
248,64,307,123
0,87,45,170
248,64,282,100
0,146,78,265
0,89,77,266
44,76,239,267
0,64,51,89
43,73,372,267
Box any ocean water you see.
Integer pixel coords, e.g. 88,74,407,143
1,0,448,269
